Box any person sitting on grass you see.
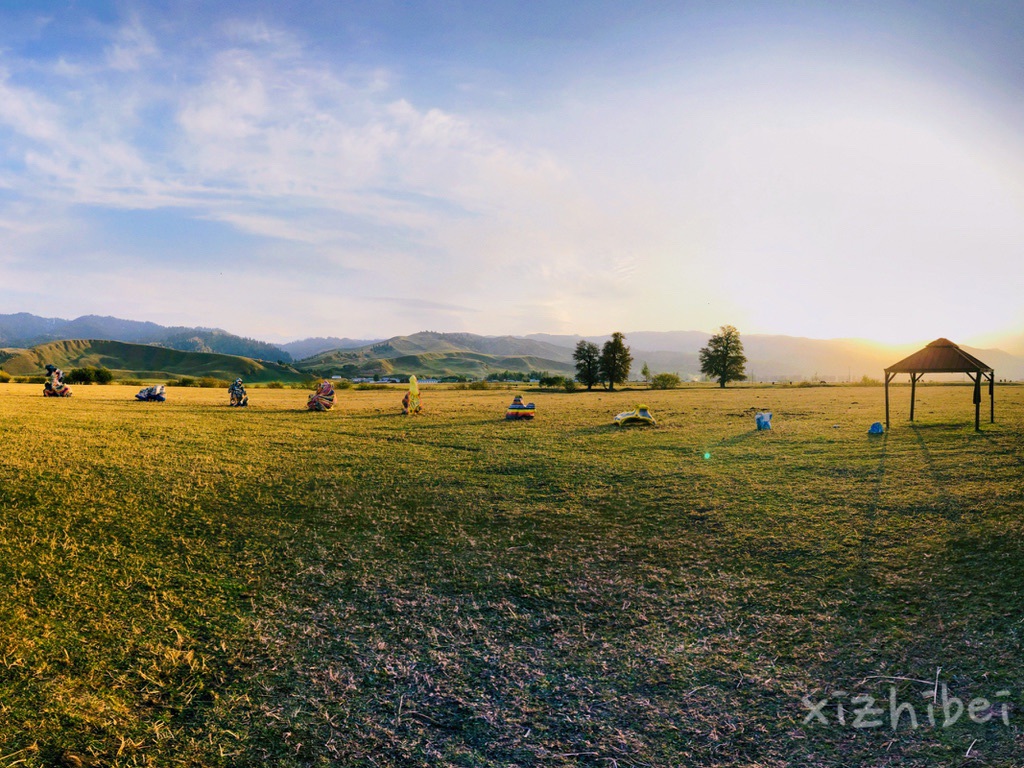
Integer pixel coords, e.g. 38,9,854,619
42,365,72,397
307,380,335,411
401,391,422,415
228,378,249,407
135,384,166,402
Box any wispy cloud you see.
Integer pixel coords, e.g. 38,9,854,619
105,16,158,71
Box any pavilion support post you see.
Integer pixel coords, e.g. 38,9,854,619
972,372,982,431
884,371,894,429
910,373,918,422
990,373,995,423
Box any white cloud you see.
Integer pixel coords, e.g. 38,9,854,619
0,68,64,142
105,16,158,71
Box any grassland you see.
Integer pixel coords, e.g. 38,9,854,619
1,382,1022,767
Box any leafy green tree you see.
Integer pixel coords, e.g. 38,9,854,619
641,361,651,386
651,372,681,389
573,340,601,390
93,367,114,385
599,332,632,391
67,367,96,384
699,325,747,388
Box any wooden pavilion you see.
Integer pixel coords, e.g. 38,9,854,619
884,338,994,430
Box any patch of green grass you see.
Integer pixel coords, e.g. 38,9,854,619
0,383,1022,766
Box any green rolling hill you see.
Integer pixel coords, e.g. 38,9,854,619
0,339,308,383
295,332,576,379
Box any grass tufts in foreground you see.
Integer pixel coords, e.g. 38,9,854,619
1,382,1023,766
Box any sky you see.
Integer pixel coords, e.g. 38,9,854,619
0,1,1022,346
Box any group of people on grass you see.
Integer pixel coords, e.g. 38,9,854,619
42,365,72,398
39,365,336,412
38,366,545,421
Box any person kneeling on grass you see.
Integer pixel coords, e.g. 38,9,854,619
135,384,166,402
228,378,249,407
401,391,422,415
307,380,335,411
42,364,72,397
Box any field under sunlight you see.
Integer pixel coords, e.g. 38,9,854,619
1,382,1022,766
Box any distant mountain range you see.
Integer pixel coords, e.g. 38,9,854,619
0,313,293,362
297,331,578,379
279,336,383,360
0,339,305,383
1,312,1022,381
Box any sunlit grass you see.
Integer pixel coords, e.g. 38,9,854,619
1,382,1022,766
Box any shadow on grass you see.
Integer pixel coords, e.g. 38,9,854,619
641,428,763,457
909,426,962,522
851,432,887,595
573,423,657,436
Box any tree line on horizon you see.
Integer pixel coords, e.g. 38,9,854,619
573,325,748,389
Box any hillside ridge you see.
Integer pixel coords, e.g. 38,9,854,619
0,339,306,383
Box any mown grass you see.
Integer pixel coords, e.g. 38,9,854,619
1,382,1022,766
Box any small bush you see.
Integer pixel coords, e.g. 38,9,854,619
119,378,144,387
0,370,10,383
333,380,353,390
651,373,682,390
264,381,285,389
172,377,197,387
66,367,96,384
355,383,391,391
63,366,114,385
467,380,490,391
563,379,578,392
198,377,229,388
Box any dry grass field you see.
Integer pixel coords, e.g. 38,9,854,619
1,381,1022,766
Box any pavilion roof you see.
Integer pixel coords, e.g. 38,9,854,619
885,338,993,374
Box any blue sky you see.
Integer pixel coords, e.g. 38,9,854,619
1,1,1022,345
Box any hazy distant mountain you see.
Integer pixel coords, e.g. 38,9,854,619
281,336,383,361
994,333,1024,357
0,313,291,362
527,330,712,353
528,331,1024,381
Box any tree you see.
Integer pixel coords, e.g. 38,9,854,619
539,375,567,388
699,325,747,388
573,340,601,390
67,367,96,384
599,332,632,391
641,361,651,386
651,372,681,389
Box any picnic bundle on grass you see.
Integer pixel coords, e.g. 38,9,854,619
614,405,657,426
884,338,994,431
